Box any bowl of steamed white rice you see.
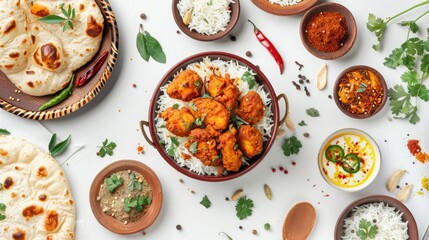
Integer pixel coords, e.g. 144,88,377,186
335,195,418,240
140,51,288,181
173,0,240,41
251,0,318,16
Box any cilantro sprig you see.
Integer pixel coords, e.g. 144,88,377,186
235,196,254,220
128,172,142,191
104,173,123,193
123,195,151,213
356,219,379,240
167,136,179,157
39,3,76,32
282,136,302,156
98,139,117,158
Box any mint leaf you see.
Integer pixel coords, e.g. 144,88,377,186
200,195,211,208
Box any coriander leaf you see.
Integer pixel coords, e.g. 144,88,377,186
171,136,179,146
242,71,256,89
218,232,233,240
402,37,424,56
231,116,248,129
408,84,429,101
359,219,371,230
104,173,123,193
189,141,198,154
144,32,166,64
236,196,254,220
400,70,419,84
0,183,2,191
123,197,138,213
264,223,271,231
368,225,379,238
421,54,429,73
409,111,420,124
0,203,6,221
366,13,386,51
39,15,67,24
136,31,150,61
0,129,10,135
400,20,419,33
189,102,198,111
98,139,117,158
356,83,368,93
200,195,211,208
128,173,142,191
298,120,307,126
384,48,405,69
194,80,201,88
50,135,71,157
306,108,320,117
357,219,378,240
356,229,368,240
172,103,180,109
202,93,211,99
282,136,302,156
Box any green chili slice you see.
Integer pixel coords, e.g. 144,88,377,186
325,145,345,163
39,74,75,111
341,153,361,174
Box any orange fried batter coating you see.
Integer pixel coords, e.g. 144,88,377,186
190,98,230,131
160,107,196,137
167,69,203,101
235,91,265,125
238,125,263,158
207,74,240,110
218,127,243,172
185,128,219,166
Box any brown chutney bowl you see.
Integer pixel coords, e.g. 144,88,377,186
172,0,240,41
251,0,319,16
300,2,357,60
140,51,289,182
333,65,387,119
335,195,418,240
89,160,163,234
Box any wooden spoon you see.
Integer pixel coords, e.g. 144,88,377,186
282,202,316,240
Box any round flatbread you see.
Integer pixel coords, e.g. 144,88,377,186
0,136,75,240
0,0,104,96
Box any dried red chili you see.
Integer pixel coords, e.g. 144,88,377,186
407,139,421,156
75,51,109,87
248,20,284,74
305,11,348,53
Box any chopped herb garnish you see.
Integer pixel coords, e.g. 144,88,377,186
234,144,239,150
357,218,379,240
202,93,211,99
194,114,206,126
194,80,201,88
98,139,117,158
203,18,209,24
104,173,123,193
236,196,254,220
200,195,211,208
0,203,5,221
39,3,76,32
167,136,180,157
298,120,307,126
0,183,2,191
172,103,180,109
356,82,368,93
48,133,71,157
232,116,248,129
189,141,198,154
189,102,198,111
128,173,142,191
242,71,256,89
306,108,320,117
160,124,166,128
0,129,10,135
281,136,302,156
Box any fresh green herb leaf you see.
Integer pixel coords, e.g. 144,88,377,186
123,197,138,213
356,219,378,240
48,134,71,157
128,172,142,191
207,0,214,5
0,183,3,191
232,116,248,129
194,80,201,88
200,195,211,208
98,139,117,158
189,102,198,111
264,223,271,231
38,4,76,32
144,32,167,64
0,129,10,135
136,195,151,212
203,18,209,24
189,141,198,154
136,32,150,61
306,108,320,117
234,144,239,151
356,83,368,93
167,136,179,157
202,93,211,99
242,71,256,89
172,103,180,109
218,232,233,240
298,120,307,126
194,114,206,126
236,196,254,220
171,136,179,146
104,173,123,193
400,20,419,33
39,15,67,24
366,13,387,50
0,203,6,221
282,136,302,156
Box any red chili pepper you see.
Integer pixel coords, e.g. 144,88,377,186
248,20,284,74
75,51,109,87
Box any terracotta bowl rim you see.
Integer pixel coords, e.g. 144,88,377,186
250,0,319,16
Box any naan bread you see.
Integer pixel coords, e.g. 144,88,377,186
0,136,75,240
0,0,104,96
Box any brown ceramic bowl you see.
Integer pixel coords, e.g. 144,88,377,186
172,0,240,41
0,0,119,120
300,2,356,60
335,195,419,240
89,160,162,234
333,65,387,119
251,0,318,16
140,51,289,182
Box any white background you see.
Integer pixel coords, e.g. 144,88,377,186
14,0,429,239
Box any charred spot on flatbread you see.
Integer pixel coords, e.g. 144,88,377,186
44,210,59,232
26,81,34,88
0,148,8,156
22,205,45,220
86,15,103,38
79,4,85,11
9,52,20,58
4,176,13,189
12,229,26,240
38,194,47,201
30,3,49,17
37,166,47,177
33,43,62,71
3,20,16,34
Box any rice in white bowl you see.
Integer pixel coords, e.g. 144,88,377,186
155,57,274,176
342,202,408,240
177,0,233,35
268,0,303,7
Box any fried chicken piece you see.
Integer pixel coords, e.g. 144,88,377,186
160,107,195,137
235,91,265,125
238,125,263,158
185,128,219,166
207,74,240,110
167,69,203,101
218,127,242,172
190,98,230,131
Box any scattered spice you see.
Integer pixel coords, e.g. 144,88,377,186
239,226,243,230
303,132,310,138
231,189,243,201
386,169,407,192
136,144,144,154
292,81,301,90
305,11,348,52
279,166,284,171
299,79,305,84
295,61,304,70
317,64,328,90
176,30,181,34
263,184,273,200
284,169,288,174
292,161,296,166
176,224,182,230
140,13,147,20
304,86,311,96
132,83,137,88
271,168,276,173
421,177,428,191
245,51,252,57
328,95,332,99
230,35,236,41
252,229,258,235
407,139,421,156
